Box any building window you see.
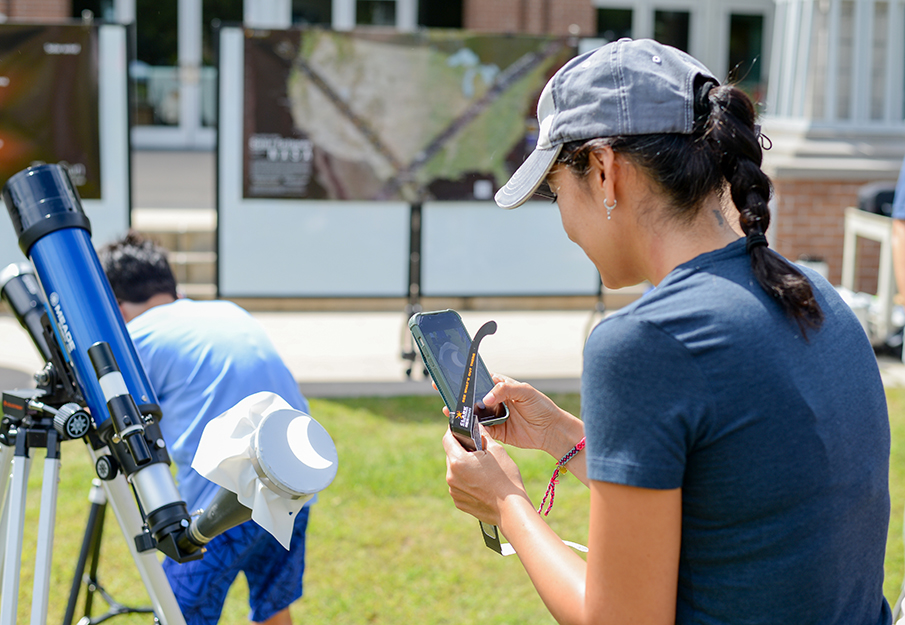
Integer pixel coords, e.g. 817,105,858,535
357,0,396,26
71,0,115,20
869,0,887,120
131,0,179,126
728,13,764,104
203,0,243,66
596,8,632,42
202,0,243,128
293,0,333,25
654,10,689,52
837,0,855,119
418,0,462,28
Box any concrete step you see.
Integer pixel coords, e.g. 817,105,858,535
132,208,217,299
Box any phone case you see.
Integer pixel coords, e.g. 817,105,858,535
408,310,508,425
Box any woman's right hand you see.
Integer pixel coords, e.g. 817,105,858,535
480,375,584,459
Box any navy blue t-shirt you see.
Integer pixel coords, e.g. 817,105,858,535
582,239,891,624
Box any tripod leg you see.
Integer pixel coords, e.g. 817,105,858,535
62,482,105,625
83,482,108,619
85,446,186,625
0,442,14,599
31,431,60,625
1,444,32,625
0,443,13,527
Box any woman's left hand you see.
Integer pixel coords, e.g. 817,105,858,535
442,425,532,526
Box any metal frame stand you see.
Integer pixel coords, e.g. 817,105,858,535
584,275,607,340
0,428,186,625
1,424,59,625
402,202,427,379
62,479,155,625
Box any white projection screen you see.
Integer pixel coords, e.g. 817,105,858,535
217,26,599,298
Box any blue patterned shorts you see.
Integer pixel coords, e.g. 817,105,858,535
163,506,310,624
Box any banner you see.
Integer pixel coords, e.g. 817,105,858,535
242,29,576,202
0,24,101,198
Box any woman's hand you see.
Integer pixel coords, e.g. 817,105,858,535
442,425,531,526
480,375,584,460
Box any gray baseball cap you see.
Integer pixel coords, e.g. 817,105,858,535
495,38,717,209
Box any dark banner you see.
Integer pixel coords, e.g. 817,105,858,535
242,28,576,202
0,24,101,198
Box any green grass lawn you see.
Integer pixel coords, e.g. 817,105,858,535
7,389,905,624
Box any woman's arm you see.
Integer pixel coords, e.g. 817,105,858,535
582,481,681,624
444,431,681,625
480,376,590,486
494,475,681,625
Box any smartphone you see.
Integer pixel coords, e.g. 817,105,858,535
408,309,509,425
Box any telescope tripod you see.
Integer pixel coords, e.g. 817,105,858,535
0,407,186,625
62,479,155,625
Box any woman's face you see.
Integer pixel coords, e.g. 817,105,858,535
546,165,593,247
547,161,646,289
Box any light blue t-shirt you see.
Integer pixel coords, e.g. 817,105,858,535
128,298,309,511
582,239,891,624
892,157,905,220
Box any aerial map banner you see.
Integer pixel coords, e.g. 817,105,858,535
242,29,576,202
0,23,101,198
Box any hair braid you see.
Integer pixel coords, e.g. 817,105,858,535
706,85,823,334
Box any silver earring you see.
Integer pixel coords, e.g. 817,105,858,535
604,198,617,220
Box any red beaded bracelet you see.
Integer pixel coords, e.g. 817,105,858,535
537,437,586,516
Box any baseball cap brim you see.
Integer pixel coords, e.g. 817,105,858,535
494,143,563,209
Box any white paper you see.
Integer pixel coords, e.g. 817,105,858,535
192,392,319,549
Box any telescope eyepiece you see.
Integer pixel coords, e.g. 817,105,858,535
88,341,120,378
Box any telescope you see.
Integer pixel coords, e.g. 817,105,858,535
1,163,201,559
0,164,336,624
0,262,52,362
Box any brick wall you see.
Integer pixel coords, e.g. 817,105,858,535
464,0,595,36
4,0,71,21
772,177,885,293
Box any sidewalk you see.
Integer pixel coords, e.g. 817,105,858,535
0,309,590,399
3,308,905,398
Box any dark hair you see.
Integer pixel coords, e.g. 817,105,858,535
98,230,178,304
557,81,823,335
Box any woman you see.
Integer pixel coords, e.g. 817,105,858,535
443,39,891,624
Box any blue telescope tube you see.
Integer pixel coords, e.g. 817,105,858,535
3,165,207,564
2,164,159,427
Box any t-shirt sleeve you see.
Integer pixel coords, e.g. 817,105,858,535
582,315,712,489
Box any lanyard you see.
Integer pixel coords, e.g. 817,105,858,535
449,320,508,554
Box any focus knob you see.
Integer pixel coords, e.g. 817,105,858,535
95,455,119,481
53,403,91,439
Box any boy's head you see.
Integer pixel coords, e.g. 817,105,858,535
99,230,178,304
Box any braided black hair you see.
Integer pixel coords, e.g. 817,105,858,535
557,81,823,335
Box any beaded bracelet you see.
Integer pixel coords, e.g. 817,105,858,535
537,437,586,516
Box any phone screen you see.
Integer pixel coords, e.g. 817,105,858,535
414,311,506,422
